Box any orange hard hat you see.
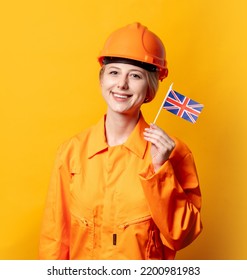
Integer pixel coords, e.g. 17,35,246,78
98,22,168,81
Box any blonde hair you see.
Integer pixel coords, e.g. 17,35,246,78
99,66,159,103
143,71,159,103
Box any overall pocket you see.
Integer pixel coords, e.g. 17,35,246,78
118,215,152,229
70,206,95,259
118,216,164,260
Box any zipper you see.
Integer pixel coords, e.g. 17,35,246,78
118,215,152,229
71,212,92,227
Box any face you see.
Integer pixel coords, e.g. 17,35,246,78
100,63,149,116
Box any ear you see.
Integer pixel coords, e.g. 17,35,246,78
99,67,105,85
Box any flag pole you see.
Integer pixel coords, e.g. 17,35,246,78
153,82,173,124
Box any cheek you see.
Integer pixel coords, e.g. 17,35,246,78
101,78,115,91
137,84,148,98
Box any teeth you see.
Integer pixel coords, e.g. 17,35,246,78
114,94,129,99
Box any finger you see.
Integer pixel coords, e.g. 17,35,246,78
145,124,172,142
144,128,175,146
143,132,175,151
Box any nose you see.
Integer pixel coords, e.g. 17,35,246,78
117,75,129,90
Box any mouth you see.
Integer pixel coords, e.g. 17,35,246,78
111,91,132,100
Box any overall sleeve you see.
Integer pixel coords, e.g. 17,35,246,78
139,148,202,252
39,146,71,260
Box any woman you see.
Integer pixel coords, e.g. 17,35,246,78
39,22,202,260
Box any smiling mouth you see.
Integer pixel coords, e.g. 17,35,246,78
111,92,132,99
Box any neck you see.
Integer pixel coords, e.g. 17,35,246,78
105,111,140,146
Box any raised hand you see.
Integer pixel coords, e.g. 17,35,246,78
143,124,175,171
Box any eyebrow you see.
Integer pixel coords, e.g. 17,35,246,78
107,65,145,73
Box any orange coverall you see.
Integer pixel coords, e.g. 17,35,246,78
39,113,202,260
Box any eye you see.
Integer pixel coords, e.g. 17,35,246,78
130,73,143,79
108,70,118,75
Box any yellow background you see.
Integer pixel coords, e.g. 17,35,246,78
1,0,247,259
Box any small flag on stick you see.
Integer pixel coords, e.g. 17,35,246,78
153,83,204,124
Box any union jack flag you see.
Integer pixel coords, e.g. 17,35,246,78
163,89,204,123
